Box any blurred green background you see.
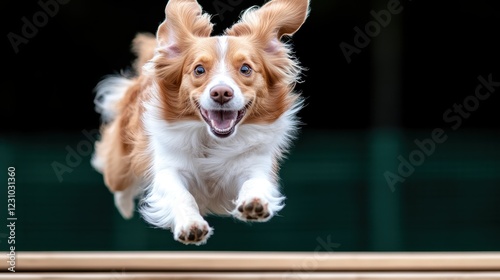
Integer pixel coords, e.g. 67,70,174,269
1,128,499,251
2,0,500,252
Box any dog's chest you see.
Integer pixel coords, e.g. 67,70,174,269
191,141,253,181
184,141,256,212
156,121,286,188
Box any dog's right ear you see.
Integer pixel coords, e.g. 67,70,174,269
156,0,213,58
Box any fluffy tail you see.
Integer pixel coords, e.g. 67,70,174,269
92,32,156,174
94,76,133,123
93,32,156,123
91,75,130,173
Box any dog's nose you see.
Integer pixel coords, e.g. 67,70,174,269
210,85,233,105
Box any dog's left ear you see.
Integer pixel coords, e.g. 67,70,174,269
226,0,310,52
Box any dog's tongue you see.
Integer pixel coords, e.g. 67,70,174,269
208,110,238,130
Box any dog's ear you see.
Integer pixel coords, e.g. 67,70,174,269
226,0,310,52
156,0,213,58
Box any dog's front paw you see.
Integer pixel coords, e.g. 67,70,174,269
234,198,272,222
174,219,213,245
232,178,284,222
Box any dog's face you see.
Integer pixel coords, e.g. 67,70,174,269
181,37,264,138
152,0,309,138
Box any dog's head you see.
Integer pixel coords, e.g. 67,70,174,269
152,0,310,138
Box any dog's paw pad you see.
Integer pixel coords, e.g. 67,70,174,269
236,198,270,221
175,222,212,245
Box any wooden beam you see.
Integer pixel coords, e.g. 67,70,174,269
4,252,500,272
2,272,500,280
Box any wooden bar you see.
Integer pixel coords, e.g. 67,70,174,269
2,272,500,280
3,251,500,272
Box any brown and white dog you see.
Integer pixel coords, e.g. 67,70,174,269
91,0,310,245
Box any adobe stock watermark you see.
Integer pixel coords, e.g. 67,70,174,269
51,129,99,183
7,0,71,54
339,0,410,64
212,0,244,21
283,235,340,280
111,268,128,280
384,74,500,192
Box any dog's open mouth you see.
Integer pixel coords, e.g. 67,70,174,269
200,108,246,138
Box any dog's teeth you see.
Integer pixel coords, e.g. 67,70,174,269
210,119,235,133
211,119,216,128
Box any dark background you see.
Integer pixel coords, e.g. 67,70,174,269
1,0,500,252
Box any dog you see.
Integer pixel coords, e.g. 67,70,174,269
91,0,310,245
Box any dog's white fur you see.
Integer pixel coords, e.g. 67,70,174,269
92,0,309,245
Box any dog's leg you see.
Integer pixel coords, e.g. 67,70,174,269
113,181,142,219
141,169,213,245
232,177,285,222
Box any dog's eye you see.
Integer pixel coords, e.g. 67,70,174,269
240,64,252,76
194,65,206,76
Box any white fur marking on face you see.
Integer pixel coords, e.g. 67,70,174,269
217,36,228,75
199,36,245,111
